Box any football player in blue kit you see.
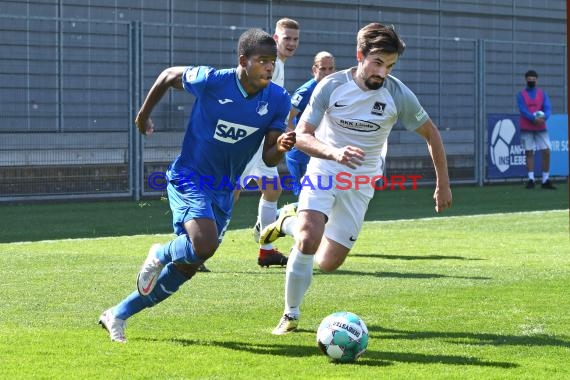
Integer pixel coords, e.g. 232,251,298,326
98,28,296,343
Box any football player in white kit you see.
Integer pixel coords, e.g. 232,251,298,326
261,23,453,335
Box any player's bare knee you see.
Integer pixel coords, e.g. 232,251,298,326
315,257,342,272
297,233,321,254
192,240,218,260
316,262,336,273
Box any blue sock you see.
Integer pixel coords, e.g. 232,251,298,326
156,234,202,265
113,263,190,320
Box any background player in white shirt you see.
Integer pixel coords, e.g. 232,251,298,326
261,23,453,335
234,18,300,269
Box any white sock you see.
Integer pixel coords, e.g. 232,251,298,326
284,247,313,318
281,215,297,238
528,172,535,181
542,172,549,183
259,198,277,250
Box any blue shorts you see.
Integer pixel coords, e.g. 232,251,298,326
166,180,232,243
285,155,309,197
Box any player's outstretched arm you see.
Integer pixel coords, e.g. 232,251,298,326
415,119,452,213
262,130,296,167
135,66,186,135
295,120,364,169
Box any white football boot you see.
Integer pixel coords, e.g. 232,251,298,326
137,243,164,296
98,309,127,343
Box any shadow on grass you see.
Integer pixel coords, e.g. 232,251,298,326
195,267,490,281
317,269,492,281
142,337,516,368
361,350,516,368
353,253,484,261
371,325,570,349
193,267,491,281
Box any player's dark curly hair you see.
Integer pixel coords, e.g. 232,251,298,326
238,28,276,57
357,23,406,57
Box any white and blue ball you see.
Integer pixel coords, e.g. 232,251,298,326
533,110,545,119
316,311,369,362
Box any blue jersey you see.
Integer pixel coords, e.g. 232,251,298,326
168,66,290,198
286,78,317,163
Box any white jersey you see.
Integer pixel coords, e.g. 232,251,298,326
301,68,429,178
272,58,285,88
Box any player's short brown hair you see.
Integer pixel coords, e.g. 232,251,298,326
357,23,405,57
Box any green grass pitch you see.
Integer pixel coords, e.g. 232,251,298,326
0,183,568,379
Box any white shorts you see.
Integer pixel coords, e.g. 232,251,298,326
241,142,279,180
298,174,372,249
520,130,551,151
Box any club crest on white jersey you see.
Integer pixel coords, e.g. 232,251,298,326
371,101,386,116
214,120,258,143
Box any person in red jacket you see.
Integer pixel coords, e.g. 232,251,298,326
516,70,555,189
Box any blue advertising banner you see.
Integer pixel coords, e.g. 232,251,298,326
548,114,568,176
487,113,568,179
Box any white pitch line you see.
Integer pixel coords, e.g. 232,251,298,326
367,209,569,224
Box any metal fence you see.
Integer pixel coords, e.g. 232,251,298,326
0,15,567,202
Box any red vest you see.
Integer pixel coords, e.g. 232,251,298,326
520,89,546,131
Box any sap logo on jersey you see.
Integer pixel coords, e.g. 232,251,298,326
214,120,258,143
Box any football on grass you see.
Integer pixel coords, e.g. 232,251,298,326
316,311,369,362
